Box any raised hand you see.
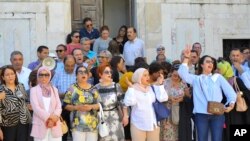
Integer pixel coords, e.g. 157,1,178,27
125,77,133,87
183,44,192,58
0,91,6,100
156,74,164,85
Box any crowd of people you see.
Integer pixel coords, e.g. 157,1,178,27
0,17,250,141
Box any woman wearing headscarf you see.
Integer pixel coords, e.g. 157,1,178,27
217,59,250,141
124,68,168,141
178,46,236,141
30,66,62,141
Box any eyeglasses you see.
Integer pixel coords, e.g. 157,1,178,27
205,60,214,64
73,36,80,38
78,70,88,75
103,70,113,75
38,73,50,78
157,48,165,51
86,24,93,28
56,50,64,53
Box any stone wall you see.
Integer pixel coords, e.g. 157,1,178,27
0,0,71,66
136,0,250,62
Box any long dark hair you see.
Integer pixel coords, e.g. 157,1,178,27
197,55,217,75
66,31,80,44
0,65,19,85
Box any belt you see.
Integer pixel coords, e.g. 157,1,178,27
103,106,117,111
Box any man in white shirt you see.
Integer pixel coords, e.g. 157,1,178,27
123,27,145,71
10,51,31,91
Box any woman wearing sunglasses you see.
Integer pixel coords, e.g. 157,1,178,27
95,63,127,141
178,45,237,141
63,65,100,141
160,61,191,141
0,65,31,141
30,66,62,141
66,31,81,55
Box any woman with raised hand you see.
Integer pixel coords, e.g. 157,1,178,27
124,68,168,141
0,65,31,141
63,65,100,141
178,45,237,141
30,66,62,141
95,63,127,141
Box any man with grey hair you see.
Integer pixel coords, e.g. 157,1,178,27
10,51,31,90
81,37,97,60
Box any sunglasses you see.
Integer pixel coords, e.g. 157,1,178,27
78,70,88,75
103,70,113,75
86,24,93,27
98,56,108,59
38,73,50,77
56,50,64,53
73,36,80,38
157,48,165,51
205,60,214,64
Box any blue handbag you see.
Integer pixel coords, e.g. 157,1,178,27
151,86,170,122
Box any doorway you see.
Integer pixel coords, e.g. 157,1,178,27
223,39,250,61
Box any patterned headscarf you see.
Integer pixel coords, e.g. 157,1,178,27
37,66,52,97
217,61,234,80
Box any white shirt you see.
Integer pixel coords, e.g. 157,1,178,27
42,96,51,112
123,38,145,66
124,85,168,131
17,67,31,91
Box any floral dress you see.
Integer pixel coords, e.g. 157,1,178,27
63,83,100,132
160,79,187,141
95,82,125,141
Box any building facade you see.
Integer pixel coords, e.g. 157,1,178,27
0,0,250,66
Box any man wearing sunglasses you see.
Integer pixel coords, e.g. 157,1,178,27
79,17,100,51
55,44,67,73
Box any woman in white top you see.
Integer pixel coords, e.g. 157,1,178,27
124,68,168,141
30,66,62,141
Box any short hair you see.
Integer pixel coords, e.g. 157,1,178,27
83,17,92,24
57,44,67,51
191,49,198,56
80,37,90,44
197,55,217,75
37,45,48,53
75,65,88,76
241,47,250,53
192,42,201,49
72,48,82,55
29,70,38,87
0,65,19,85
156,54,166,61
134,62,149,72
134,57,146,64
63,55,76,64
100,25,109,33
10,51,23,60
108,40,120,56
97,63,111,78
149,62,163,75
127,27,137,33
230,48,241,54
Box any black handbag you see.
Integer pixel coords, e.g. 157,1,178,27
151,86,170,122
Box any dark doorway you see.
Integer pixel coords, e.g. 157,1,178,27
223,39,250,61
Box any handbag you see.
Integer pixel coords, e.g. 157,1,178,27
199,79,224,115
60,117,68,134
171,104,180,125
98,103,109,137
234,77,248,112
151,86,170,122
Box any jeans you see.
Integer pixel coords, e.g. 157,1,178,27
195,113,225,141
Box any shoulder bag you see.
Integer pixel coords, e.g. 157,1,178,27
234,77,248,112
199,79,224,115
151,86,170,122
98,103,109,137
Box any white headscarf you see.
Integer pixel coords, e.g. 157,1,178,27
132,68,149,93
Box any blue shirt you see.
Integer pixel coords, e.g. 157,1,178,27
84,50,97,60
54,60,64,73
28,60,40,70
52,69,76,97
123,38,145,66
178,63,236,114
79,28,99,40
